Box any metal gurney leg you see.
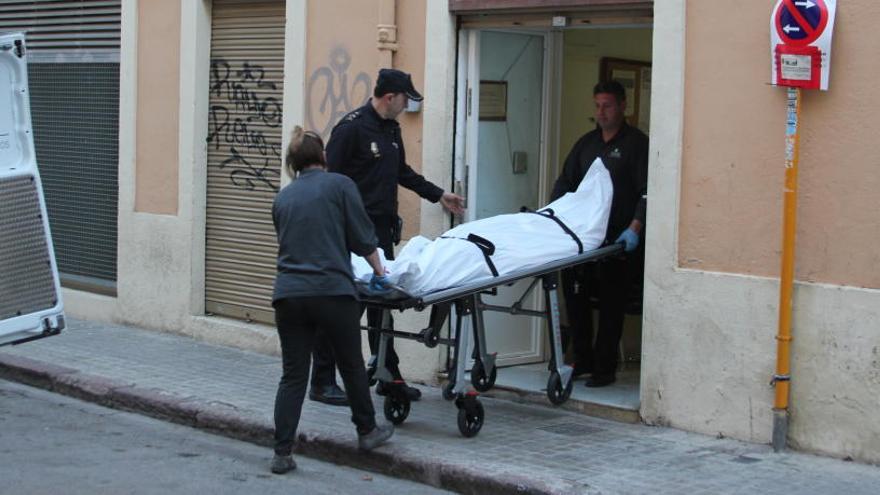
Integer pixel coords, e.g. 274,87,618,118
441,295,484,437
543,272,574,405
369,309,395,384
370,309,412,426
441,302,465,401
469,293,497,392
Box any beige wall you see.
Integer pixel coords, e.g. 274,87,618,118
419,0,458,240
304,0,376,139
679,0,880,288
304,0,429,240
303,0,440,384
135,0,181,214
394,0,427,239
66,0,880,463
558,27,652,170
70,0,445,384
643,0,880,464
114,0,211,335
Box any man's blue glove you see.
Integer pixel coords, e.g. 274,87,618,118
615,228,640,253
367,273,393,296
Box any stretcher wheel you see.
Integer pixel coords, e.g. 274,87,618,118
470,361,497,392
442,381,456,401
456,400,484,438
383,395,410,425
546,372,572,405
422,327,440,348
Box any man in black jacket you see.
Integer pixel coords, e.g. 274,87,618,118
308,69,465,405
552,80,648,388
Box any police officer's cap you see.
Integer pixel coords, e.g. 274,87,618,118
375,68,423,102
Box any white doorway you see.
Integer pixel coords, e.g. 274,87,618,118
451,22,653,412
454,28,559,366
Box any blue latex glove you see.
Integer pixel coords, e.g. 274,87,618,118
615,228,640,253
367,273,393,296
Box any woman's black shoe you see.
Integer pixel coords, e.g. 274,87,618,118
375,381,422,401
270,454,297,474
308,384,349,406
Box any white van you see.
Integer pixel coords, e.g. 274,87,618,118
0,32,65,346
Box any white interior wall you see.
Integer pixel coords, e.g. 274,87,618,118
558,27,652,177
475,31,544,218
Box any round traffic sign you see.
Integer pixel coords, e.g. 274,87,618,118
775,0,829,46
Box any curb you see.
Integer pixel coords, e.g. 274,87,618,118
0,353,579,495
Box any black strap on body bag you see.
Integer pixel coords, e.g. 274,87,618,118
439,233,499,277
519,206,584,254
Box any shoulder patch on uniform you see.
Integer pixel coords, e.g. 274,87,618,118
343,110,361,122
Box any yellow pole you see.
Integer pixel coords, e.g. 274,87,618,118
772,86,801,452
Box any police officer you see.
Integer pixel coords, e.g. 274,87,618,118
552,80,648,388
308,68,465,403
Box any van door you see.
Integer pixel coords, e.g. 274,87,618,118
0,33,65,346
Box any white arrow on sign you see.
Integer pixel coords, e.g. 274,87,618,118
794,0,816,8
783,24,801,34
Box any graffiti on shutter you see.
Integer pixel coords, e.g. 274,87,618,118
208,59,282,192
204,1,284,324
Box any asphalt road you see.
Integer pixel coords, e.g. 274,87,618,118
0,379,451,494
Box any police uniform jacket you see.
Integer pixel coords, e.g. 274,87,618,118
551,122,648,241
326,101,444,218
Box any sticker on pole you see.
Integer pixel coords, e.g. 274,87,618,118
770,0,837,90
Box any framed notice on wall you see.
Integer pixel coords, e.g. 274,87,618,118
600,57,652,133
479,80,507,121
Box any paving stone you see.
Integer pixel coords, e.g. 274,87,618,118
2,318,880,495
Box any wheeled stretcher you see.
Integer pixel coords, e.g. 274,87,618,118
358,243,624,438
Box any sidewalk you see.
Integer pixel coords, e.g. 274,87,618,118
2,319,878,495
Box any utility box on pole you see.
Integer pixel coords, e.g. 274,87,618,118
0,32,65,346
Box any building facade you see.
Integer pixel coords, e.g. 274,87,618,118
22,0,877,463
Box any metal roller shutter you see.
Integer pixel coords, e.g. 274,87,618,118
0,0,121,52
205,0,285,324
0,1,121,293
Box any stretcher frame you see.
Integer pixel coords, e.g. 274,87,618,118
358,243,624,437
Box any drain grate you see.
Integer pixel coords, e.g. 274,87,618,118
538,422,604,436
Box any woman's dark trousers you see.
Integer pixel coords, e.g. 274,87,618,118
273,296,376,455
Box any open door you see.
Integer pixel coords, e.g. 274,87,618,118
454,29,549,366
450,12,652,413
0,32,65,346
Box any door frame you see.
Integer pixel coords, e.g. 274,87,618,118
453,27,561,366
454,28,562,223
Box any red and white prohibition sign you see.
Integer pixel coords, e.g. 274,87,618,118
770,0,837,91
